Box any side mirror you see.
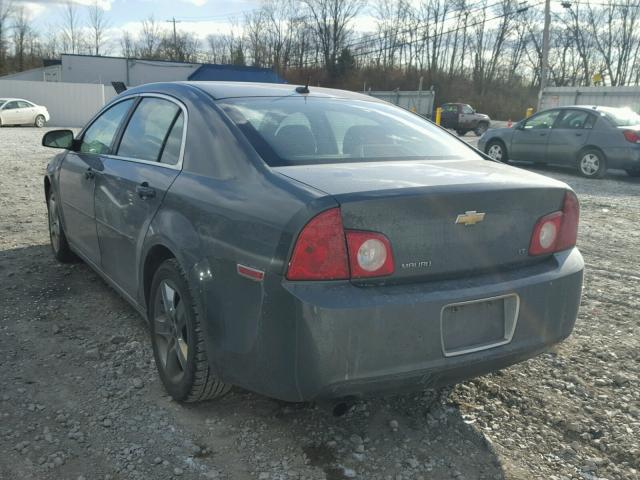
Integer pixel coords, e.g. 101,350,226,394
42,130,74,150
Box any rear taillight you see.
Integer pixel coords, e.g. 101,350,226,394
529,191,579,256
286,208,394,280
623,130,640,144
286,208,349,280
345,231,394,278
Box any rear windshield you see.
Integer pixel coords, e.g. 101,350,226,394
219,97,479,166
599,107,640,127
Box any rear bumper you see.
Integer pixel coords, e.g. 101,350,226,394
605,145,640,169
282,248,583,401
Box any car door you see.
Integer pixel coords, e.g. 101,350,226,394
1,101,22,124
510,109,561,162
94,95,185,297
16,101,34,123
440,104,458,129
459,104,475,129
58,98,136,265
546,109,596,165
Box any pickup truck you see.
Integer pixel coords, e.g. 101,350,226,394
440,103,491,136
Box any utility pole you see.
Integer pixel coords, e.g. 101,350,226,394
540,0,551,94
166,17,181,60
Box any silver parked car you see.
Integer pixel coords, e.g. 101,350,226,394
478,106,640,178
0,98,50,127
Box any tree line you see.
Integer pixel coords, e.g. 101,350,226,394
1,0,639,118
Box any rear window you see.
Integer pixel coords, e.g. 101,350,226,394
599,107,640,127
219,97,479,167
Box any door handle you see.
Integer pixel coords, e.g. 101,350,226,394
136,182,156,199
575,133,583,137
84,168,95,180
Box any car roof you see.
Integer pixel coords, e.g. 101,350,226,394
0,98,31,103
128,81,386,103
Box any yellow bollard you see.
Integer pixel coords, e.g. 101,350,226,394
526,107,534,118
435,107,442,125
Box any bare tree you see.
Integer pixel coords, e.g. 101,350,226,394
304,0,364,76
0,0,12,72
87,0,110,56
139,16,162,59
60,2,84,54
12,6,30,70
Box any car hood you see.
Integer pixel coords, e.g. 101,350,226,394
275,159,566,196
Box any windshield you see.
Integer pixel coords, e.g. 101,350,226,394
599,107,640,127
219,97,480,167
0,100,6,108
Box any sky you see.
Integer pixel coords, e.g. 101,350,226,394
15,0,379,55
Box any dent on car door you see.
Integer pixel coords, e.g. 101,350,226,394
510,110,560,162
94,96,184,297
58,98,135,265
546,110,595,164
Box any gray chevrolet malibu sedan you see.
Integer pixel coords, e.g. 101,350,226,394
478,105,640,178
42,82,584,404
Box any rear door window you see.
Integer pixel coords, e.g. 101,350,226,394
117,97,182,162
80,99,134,155
159,112,184,165
556,110,594,129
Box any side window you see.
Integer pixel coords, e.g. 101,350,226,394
17,101,32,108
80,99,134,155
462,105,474,114
159,112,184,165
4,101,19,110
523,110,560,130
556,110,592,129
443,104,458,113
118,98,181,162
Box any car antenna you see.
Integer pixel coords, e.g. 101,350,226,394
295,78,310,94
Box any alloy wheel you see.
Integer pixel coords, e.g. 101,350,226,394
153,280,190,383
487,144,503,161
36,116,45,128
580,153,600,176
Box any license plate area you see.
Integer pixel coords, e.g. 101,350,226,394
440,294,519,357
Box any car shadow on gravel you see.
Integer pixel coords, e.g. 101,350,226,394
177,387,508,479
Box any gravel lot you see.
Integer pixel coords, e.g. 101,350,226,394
0,126,638,480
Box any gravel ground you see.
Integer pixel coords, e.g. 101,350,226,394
0,126,638,480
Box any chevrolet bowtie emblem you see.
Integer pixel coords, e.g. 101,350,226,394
455,211,486,226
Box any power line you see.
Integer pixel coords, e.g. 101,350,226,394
344,0,543,62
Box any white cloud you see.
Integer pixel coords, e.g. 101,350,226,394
180,0,208,6
14,0,113,10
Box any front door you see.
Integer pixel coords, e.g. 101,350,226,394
546,109,595,165
1,101,23,124
95,96,185,298
510,109,561,162
58,98,135,264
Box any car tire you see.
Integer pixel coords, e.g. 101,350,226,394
47,192,77,263
626,168,640,177
35,115,46,128
149,259,230,403
578,149,606,178
456,129,467,136
485,140,509,163
474,122,489,136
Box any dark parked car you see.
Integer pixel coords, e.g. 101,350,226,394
440,103,491,136
478,105,640,178
42,82,584,404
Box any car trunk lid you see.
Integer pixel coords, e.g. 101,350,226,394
276,159,568,282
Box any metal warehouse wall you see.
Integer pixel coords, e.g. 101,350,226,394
0,79,117,126
61,55,198,86
539,86,640,112
367,90,436,117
